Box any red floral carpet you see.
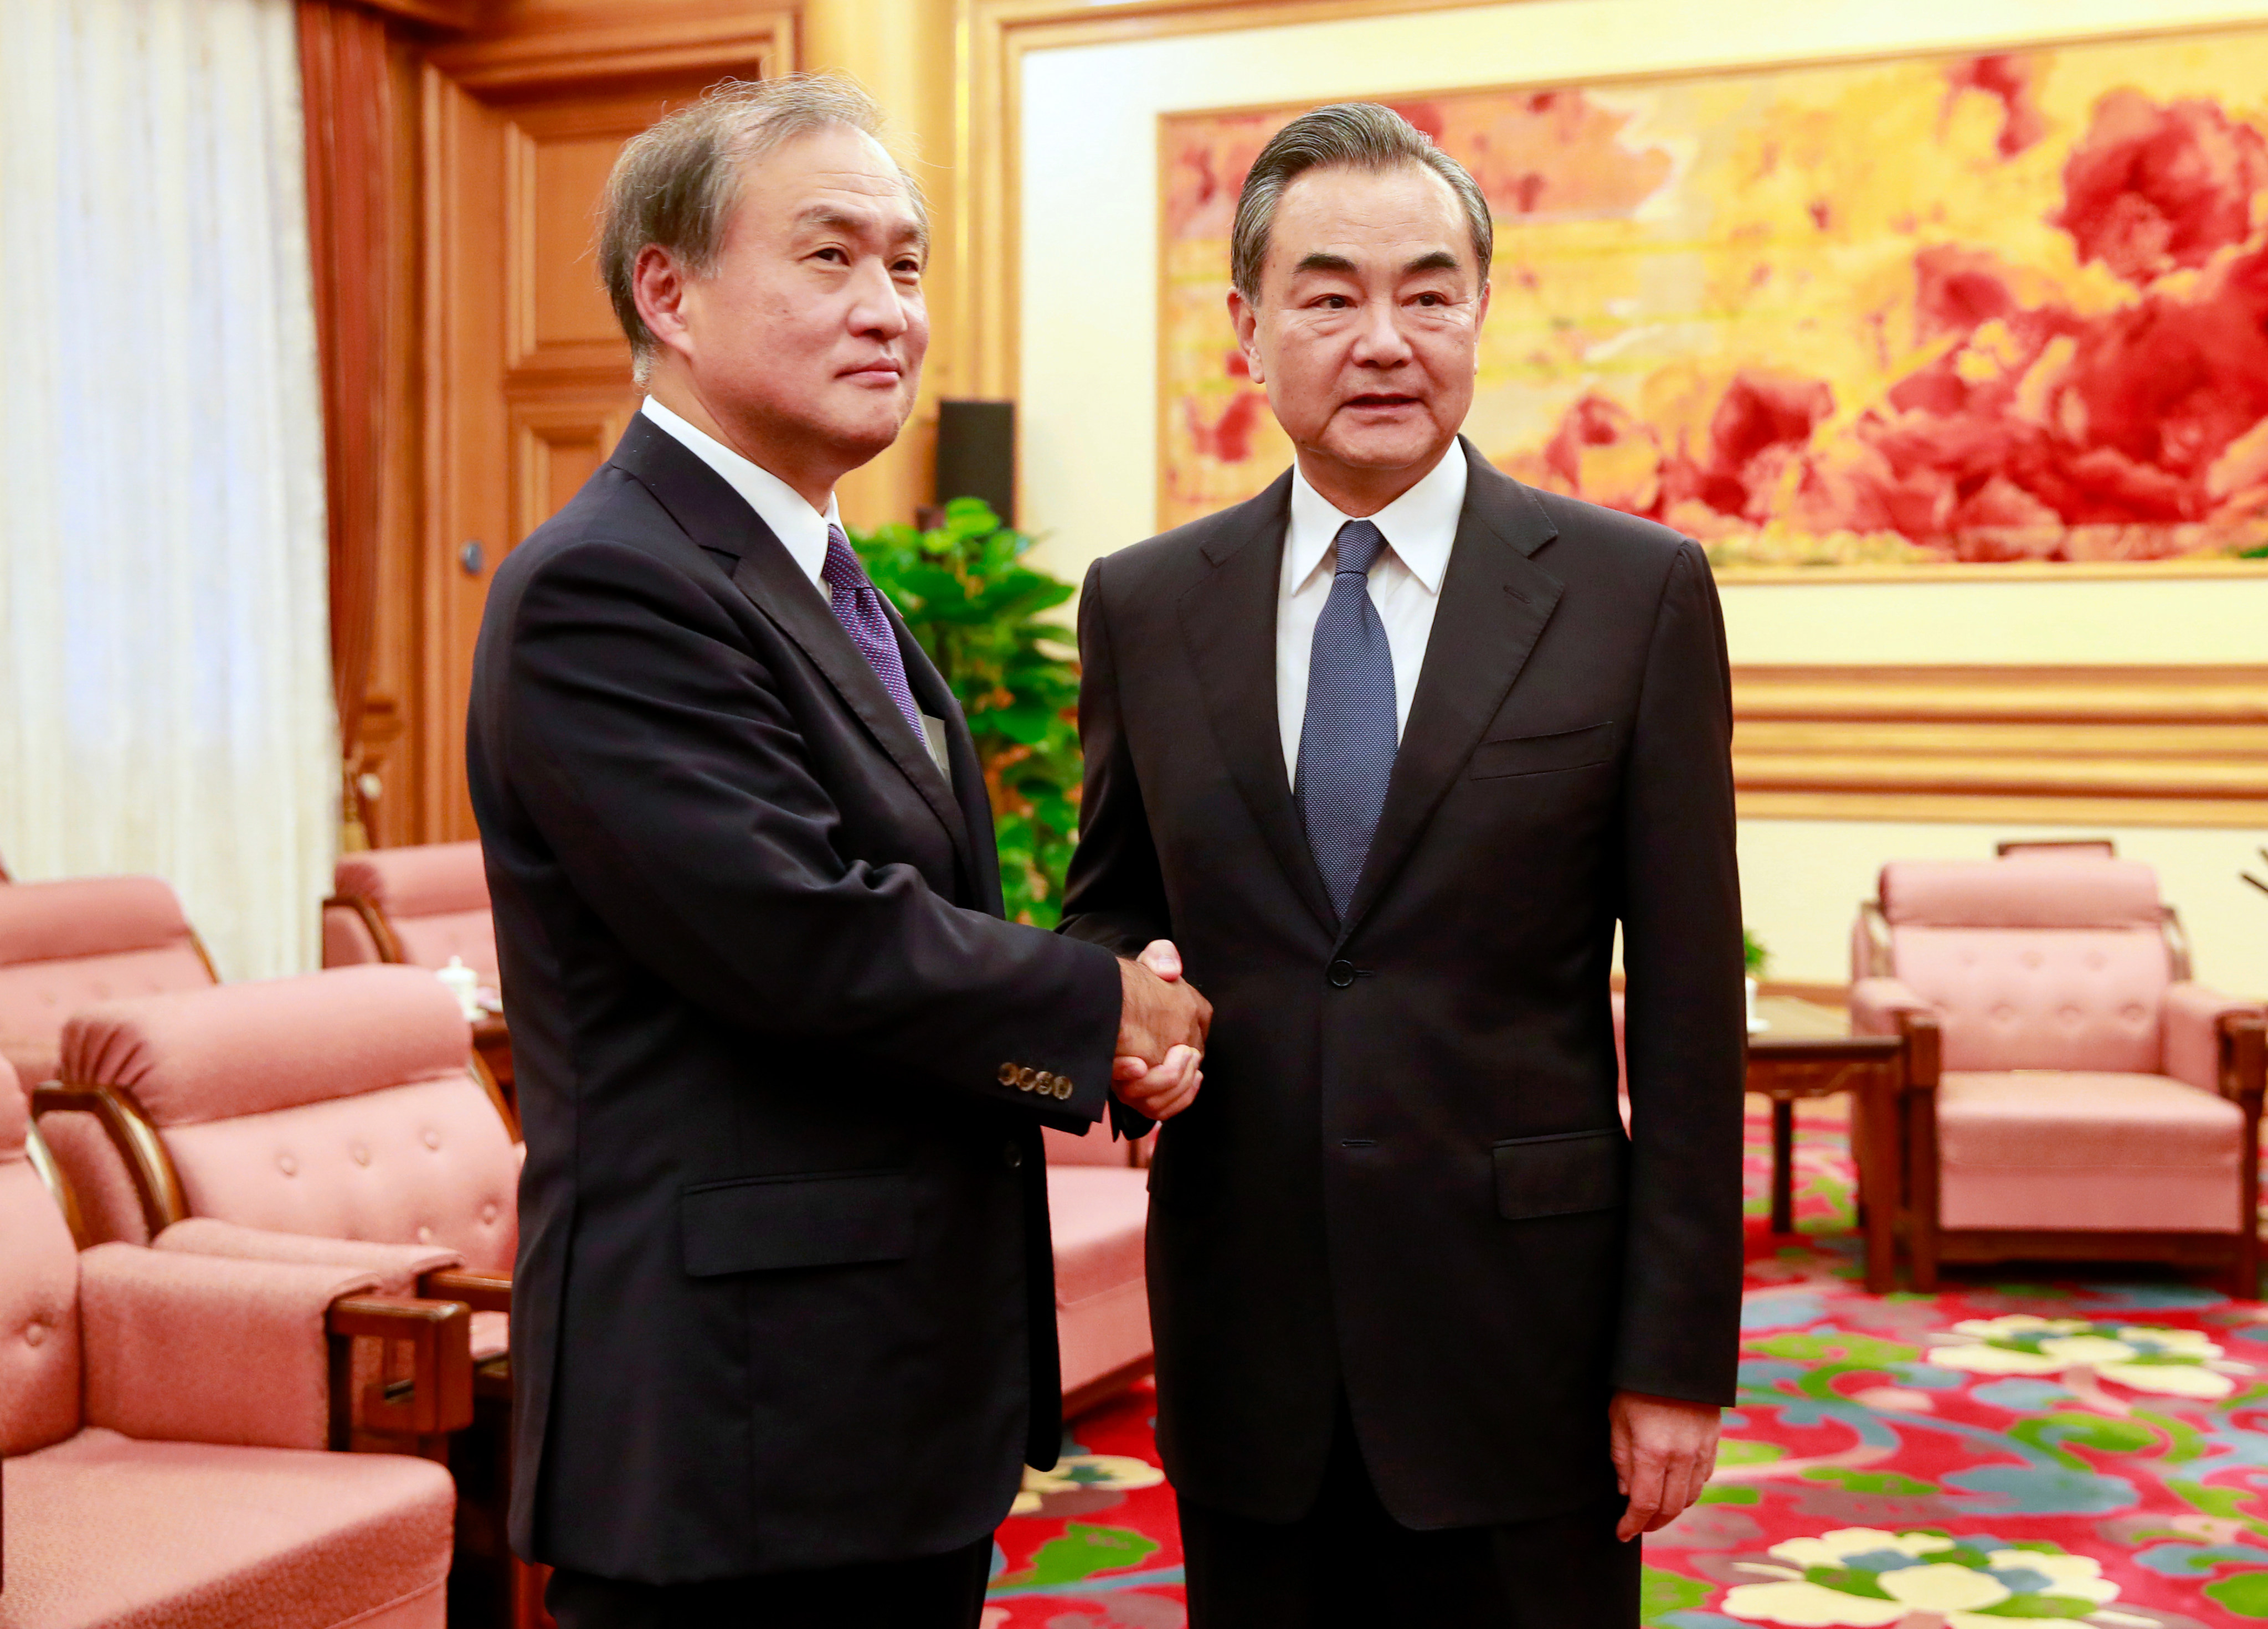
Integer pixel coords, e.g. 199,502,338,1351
986,1106,2268,1626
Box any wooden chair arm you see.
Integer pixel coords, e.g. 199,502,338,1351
323,893,407,965
327,1295,474,1446
2220,1011,2266,1114
1897,1009,1943,1092
31,1080,187,1238
420,1266,513,1313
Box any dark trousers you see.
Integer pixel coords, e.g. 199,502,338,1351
543,1538,993,1629
1179,1400,1640,1628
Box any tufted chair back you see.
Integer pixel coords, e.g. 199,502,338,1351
0,875,215,1088
1866,859,2174,1074
0,1055,86,1455
324,842,497,989
58,965,517,1272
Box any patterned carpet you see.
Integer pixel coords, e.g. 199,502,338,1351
985,1105,2268,1626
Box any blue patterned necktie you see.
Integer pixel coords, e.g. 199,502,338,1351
820,524,924,741
1296,518,1397,921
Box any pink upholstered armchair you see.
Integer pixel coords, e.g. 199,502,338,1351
323,842,497,988
28,964,518,1325
0,875,217,1093
27,963,527,1622
0,1053,469,1627
1851,858,2268,1293
1042,1123,1154,1416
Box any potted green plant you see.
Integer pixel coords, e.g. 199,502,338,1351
852,499,1082,926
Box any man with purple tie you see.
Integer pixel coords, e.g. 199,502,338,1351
467,75,1208,1629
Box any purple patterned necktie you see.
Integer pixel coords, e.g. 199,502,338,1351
821,524,924,740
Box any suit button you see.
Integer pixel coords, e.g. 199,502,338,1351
1003,1142,1024,1169
1054,1077,1074,1100
1327,959,1355,988
1017,1066,1040,1091
999,1062,1019,1086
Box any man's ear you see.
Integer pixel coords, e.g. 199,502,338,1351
1474,277,1491,331
633,245,697,364
1227,288,1264,385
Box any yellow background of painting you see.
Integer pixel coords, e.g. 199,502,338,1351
1159,33,2268,547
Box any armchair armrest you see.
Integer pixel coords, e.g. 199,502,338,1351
2163,982,2267,1105
421,1266,512,1313
1851,978,1941,1091
155,1216,462,1297
1850,977,1932,1036
78,1244,472,1452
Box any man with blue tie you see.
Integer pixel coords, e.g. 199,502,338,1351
1061,103,1746,1625
468,75,1209,1628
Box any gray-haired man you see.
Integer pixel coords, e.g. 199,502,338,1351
468,75,1209,1628
1062,102,1744,1626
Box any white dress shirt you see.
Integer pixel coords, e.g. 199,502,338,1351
1276,441,1468,783
640,396,837,601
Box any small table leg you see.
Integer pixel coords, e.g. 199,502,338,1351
1859,1069,1900,1295
1770,1096,1794,1234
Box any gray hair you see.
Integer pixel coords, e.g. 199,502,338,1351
1230,102,1493,302
598,74,925,384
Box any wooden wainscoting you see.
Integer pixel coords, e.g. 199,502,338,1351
1732,666,2268,828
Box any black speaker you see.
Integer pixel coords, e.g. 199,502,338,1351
935,399,1016,528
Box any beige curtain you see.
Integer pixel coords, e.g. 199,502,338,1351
0,0,336,979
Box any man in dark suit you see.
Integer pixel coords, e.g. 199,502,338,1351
467,76,1208,1628
1062,104,1744,1625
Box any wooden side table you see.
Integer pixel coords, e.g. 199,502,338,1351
1747,996,1907,1293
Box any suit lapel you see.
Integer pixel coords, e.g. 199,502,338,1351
1339,443,1564,941
1176,471,1337,937
608,417,976,875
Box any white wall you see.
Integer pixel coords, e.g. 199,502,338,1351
1019,0,2268,995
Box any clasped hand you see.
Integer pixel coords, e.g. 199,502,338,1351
1114,940,1209,1120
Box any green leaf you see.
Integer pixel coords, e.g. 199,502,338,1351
1750,1331,1920,1367
990,1523,1160,1589
1716,1440,1785,1466
2205,1571,2268,1617
1972,1595,2118,1618
1800,1467,1938,1496
1696,1484,1760,1504
1804,1566,1896,1599
1639,1568,1712,1625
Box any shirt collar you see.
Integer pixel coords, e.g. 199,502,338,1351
639,396,839,591
1286,439,1467,594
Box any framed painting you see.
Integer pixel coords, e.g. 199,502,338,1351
1159,25,2268,573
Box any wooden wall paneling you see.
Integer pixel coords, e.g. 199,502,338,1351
1731,666,2268,828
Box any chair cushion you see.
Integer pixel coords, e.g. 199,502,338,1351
0,1427,454,1629
1889,925,2169,1073
0,877,200,963
1880,858,2164,928
62,965,470,1126
335,843,488,919
0,945,219,1089
1936,1071,2245,1233
0,1157,84,1456
161,1075,519,1275
1046,1165,1148,1308
387,909,500,988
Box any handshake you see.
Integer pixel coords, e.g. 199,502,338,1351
1113,939,1211,1121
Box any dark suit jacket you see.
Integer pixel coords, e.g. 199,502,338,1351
1060,442,1745,1530
467,415,1123,1582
